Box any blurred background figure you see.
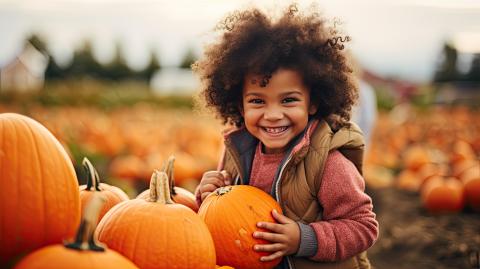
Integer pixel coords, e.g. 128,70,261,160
349,54,377,152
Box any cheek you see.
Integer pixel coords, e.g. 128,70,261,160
290,107,310,121
243,109,261,124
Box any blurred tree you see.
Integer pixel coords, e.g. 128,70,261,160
25,33,66,80
433,42,460,82
179,47,197,69
104,42,132,80
26,34,48,54
65,40,103,79
45,55,65,80
466,54,480,82
138,48,161,81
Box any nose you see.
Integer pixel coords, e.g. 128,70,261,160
263,104,283,121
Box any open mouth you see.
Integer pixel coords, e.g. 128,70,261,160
262,126,289,135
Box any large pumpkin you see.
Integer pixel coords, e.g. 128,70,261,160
96,170,216,269
198,185,283,269
14,193,139,269
80,157,130,223
0,113,80,265
136,156,198,212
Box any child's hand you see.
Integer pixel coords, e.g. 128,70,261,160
198,170,231,202
253,209,300,262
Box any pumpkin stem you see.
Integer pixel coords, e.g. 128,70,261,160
82,157,101,191
65,193,106,251
216,186,233,196
148,170,174,204
165,155,177,196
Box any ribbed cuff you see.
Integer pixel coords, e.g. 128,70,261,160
295,222,318,257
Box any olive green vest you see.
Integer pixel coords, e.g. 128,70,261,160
222,120,371,269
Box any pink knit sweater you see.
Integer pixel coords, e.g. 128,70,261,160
250,149,378,261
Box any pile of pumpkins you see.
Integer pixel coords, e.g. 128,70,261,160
0,113,281,269
364,106,480,214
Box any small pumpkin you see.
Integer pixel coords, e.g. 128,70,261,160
421,176,465,213
80,157,130,223
108,154,146,180
14,193,139,269
136,156,198,212
198,185,283,269
96,170,216,269
402,144,431,171
0,113,80,265
460,164,480,212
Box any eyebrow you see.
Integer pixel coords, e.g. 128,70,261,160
244,90,304,98
281,90,303,96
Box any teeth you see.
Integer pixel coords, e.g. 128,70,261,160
264,126,287,134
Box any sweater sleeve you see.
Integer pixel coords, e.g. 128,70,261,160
309,151,379,262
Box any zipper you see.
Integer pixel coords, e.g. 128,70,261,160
273,154,295,269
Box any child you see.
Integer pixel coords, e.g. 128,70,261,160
193,4,378,269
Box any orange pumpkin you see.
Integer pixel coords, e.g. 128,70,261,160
80,158,130,223
96,170,216,269
460,164,480,212
396,169,421,192
0,113,80,265
136,156,198,212
450,140,475,165
198,185,283,269
402,145,431,171
421,176,465,213
14,193,139,269
108,154,146,180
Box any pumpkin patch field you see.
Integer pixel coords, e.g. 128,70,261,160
363,105,480,269
0,99,479,269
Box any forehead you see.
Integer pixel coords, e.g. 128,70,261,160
243,68,308,93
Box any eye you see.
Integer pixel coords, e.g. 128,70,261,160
248,98,264,104
282,97,299,103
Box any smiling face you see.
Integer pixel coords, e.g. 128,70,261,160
241,68,317,154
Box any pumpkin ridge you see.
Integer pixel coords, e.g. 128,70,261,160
0,119,4,243
6,119,21,253
130,212,142,265
26,119,48,246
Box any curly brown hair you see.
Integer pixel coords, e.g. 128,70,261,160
193,4,358,129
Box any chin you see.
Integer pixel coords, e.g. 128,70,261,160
262,143,288,153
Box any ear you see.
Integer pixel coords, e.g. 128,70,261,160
308,104,318,115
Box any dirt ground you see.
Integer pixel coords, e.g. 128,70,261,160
366,187,480,269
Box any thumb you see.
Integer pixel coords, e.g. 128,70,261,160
220,170,231,185
272,209,291,224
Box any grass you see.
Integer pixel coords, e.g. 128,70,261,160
0,79,195,110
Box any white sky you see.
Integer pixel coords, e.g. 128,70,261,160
1,0,480,82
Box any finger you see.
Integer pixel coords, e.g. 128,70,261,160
260,251,284,262
201,176,225,188
257,222,284,233
203,170,223,178
253,231,284,243
220,170,232,185
200,183,220,194
271,209,293,224
201,191,212,201
254,243,283,252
